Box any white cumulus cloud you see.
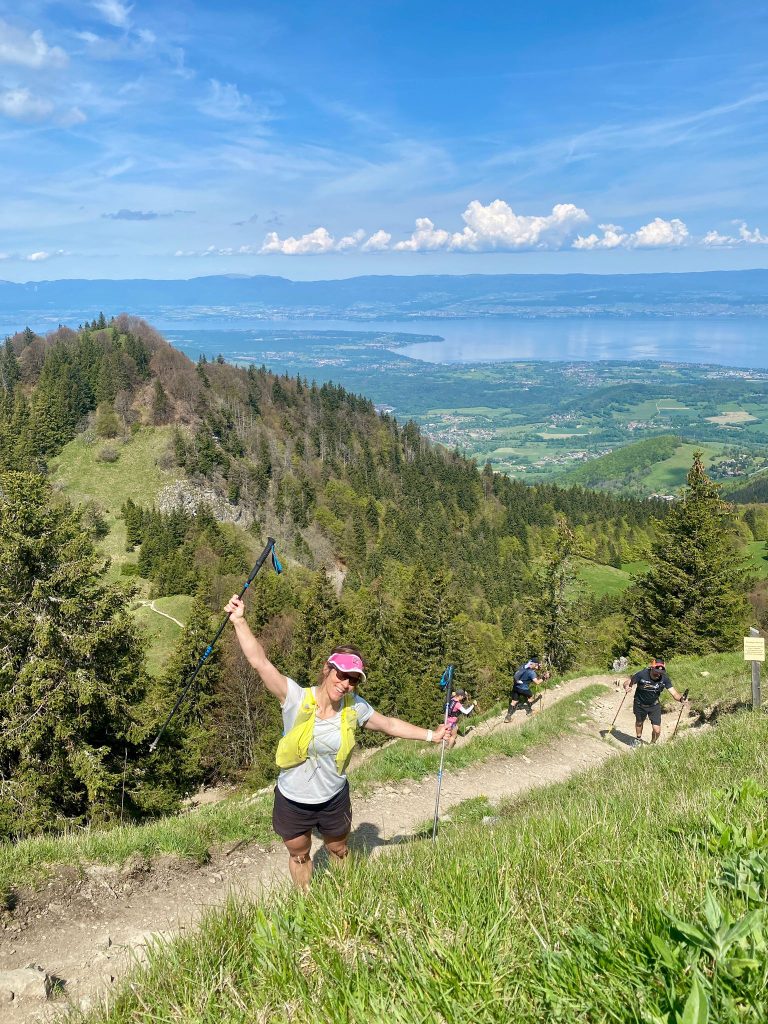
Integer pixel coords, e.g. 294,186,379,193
393,217,452,252
630,217,689,248
361,229,391,252
0,20,68,68
573,217,689,250
572,224,628,250
92,0,133,28
703,222,768,247
455,200,589,251
261,227,369,255
394,201,589,252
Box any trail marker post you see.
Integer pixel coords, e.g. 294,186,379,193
743,628,764,711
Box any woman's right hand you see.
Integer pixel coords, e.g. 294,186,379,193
225,594,245,622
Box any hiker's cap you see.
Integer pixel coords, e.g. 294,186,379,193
650,658,666,669
327,652,367,683
454,688,466,697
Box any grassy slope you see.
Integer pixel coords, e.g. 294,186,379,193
49,425,180,581
556,435,727,494
49,426,197,673
557,434,680,488
133,595,195,676
85,710,768,1024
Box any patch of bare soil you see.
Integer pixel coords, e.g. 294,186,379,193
0,674,698,1022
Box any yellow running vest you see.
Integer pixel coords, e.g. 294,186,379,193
275,687,358,775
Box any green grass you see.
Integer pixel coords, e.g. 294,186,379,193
746,540,768,579
80,711,768,1024
642,441,725,493
49,426,181,578
657,650,754,713
621,558,650,576
0,795,275,906
133,595,195,676
576,559,633,597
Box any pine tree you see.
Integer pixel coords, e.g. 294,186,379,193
531,516,581,673
0,472,152,838
622,453,752,658
288,572,349,685
394,565,459,724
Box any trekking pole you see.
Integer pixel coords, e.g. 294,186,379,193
431,665,454,840
149,537,280,752
609,688,629,733
672,689,690,739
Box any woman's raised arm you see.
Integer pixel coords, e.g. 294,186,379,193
225,595,288,702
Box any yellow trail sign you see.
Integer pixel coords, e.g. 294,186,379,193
743,636,766,662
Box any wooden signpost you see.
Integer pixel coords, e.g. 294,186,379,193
744,628,764,710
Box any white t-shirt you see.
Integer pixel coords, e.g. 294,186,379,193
277,677,375,804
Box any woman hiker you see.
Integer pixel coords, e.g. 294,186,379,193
225,594,455,888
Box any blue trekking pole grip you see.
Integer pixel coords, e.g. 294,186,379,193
149,537,278,752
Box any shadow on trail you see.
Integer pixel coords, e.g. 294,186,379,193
309,821,424,878
600,727,637,747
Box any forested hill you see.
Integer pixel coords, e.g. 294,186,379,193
0,314,667,838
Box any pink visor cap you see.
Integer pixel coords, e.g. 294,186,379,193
327,652,367,683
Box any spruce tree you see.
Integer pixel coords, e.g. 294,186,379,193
394,565,459,724
291,572,349,685
622,453,752,658
0,472,151,838
532,515,581,673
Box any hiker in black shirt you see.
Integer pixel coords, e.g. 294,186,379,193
624,658,687,747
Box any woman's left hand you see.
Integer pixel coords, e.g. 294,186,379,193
433,723,456,748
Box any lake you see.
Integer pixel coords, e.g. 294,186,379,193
162,316,768,370
5,311,768,369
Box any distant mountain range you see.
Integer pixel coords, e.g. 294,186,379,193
2,269,768,321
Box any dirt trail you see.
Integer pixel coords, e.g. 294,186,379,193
0,674,694,1022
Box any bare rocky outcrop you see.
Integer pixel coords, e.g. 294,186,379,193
155,480,254,526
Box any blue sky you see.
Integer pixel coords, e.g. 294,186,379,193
1,0,768,279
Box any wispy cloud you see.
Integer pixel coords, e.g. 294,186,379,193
102,208,164,220
175,244,260,257
0,87,85,126
24,249,69,261
198,79,253,121
0,20,68,69
0,88,54,122
102,208,192,220
92,0,133,29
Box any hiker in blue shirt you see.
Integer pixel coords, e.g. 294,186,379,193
505,657,547,721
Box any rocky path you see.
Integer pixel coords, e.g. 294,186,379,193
0,675,694,1022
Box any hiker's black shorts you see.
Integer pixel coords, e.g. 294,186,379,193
272,783,352,841
634,701,662,727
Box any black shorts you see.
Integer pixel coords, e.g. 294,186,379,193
272,783,352,841
634,701,662,726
